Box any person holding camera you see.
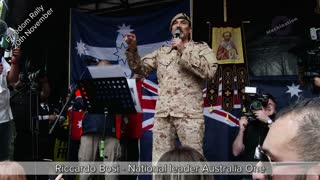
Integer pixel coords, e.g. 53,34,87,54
232,93,276,163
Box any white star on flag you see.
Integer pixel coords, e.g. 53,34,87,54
75,40,88,57
286,83,302,98
77,119,82,128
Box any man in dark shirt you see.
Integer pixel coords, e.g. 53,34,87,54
232,94,276,179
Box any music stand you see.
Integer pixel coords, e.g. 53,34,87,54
77,77,137,115
78,77,137,159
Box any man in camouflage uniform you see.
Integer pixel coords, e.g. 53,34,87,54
125,13,218,162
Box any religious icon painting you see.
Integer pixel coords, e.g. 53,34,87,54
212,27,245,65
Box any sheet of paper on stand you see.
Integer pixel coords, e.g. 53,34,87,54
88,64,125,78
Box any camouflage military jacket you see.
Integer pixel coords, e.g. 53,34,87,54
125,40,218,118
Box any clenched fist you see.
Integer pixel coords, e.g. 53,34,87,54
125,33,137,51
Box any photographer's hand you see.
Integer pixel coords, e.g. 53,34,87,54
253,109,269,123
232,116,248,156
239,116,248,132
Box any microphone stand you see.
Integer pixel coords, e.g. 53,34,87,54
48,86,77,135
28,80,40,180
49,71,86,161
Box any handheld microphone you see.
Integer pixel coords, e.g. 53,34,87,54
174,27,182,38
169,27,183,52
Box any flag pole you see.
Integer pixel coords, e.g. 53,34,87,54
206,21,212,47
241,20,250,65
241,20,250,87
67,8,72,163
68,8,72,88
223,0,227,22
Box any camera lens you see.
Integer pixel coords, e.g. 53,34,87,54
250,100,262,110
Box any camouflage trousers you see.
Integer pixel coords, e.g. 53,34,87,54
152,116,205,162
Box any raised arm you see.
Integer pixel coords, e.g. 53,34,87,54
232,116,248,156
7,48,21,83
124,33,156,77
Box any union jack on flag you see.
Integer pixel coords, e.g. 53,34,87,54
141,76,242,132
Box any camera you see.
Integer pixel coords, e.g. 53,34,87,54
242,87,270,122
298,51,320,79
310,27,320,41
297,28,320,81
